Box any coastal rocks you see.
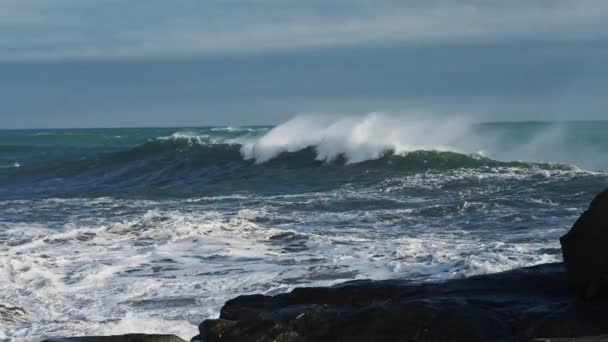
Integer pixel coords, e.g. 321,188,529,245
200,263,608,341
561,189,608,296
42,334,186,342
534,337,608,342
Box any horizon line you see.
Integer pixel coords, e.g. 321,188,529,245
1,119,608,131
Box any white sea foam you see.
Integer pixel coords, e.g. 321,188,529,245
240,112,471,164
236,113,608,170
156,131,256,148
0,162,20,168
210,126,267,133
156,132,220,145
0,193,571,341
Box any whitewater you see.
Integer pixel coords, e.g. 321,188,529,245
1,113,607,341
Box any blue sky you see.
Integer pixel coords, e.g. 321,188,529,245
1,0,607,128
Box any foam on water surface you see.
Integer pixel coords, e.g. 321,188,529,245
0,167,595,340
2,117,608,340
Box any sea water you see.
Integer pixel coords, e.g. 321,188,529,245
1,113,607,340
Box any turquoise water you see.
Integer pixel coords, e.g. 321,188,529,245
1,115,607,340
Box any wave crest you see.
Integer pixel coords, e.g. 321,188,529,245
240,113,471,164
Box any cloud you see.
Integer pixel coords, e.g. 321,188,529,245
0,0,607,61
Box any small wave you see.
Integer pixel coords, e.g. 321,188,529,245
210,126,265,133
0,162,20,168
156,132,217,144
156,131,252,147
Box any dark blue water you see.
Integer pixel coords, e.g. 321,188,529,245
1,116,607,340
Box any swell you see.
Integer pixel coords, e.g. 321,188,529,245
3,137,577,172
0,137,578,197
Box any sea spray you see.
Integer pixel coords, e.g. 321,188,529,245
240,112,473,164
238,114,608,169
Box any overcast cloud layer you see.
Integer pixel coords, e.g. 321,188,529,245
0,0,607,127
2,0,608,61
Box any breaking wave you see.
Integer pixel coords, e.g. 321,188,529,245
2,134,577,182
1,113,606,199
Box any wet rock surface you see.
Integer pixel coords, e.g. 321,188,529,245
42,334,186,342
200,262,608,341
561,188,608,296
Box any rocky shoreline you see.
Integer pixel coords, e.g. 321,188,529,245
196,262,608,341
40,262,608,341
41,189,608,342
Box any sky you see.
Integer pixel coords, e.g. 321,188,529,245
0,0,607,128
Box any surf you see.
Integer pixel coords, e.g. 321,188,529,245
1,115,606,199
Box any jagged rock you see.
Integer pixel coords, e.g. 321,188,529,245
534,337,608,342
199,263,608,341
561,189,608,296
42,334,186,342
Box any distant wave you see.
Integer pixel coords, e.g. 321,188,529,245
2,114,607,198
210,126,268,133
0,162,20,168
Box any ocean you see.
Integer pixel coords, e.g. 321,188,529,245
1,114,608,340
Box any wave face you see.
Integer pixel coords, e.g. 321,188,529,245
1,114,608,340
1,114,606,198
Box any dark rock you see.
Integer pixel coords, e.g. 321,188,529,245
200,319,238,342
533,337,608,342
199,263,608,341
42,334,186,342
561,189,608,296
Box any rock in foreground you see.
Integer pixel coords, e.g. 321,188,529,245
561,189,608,296
200,263,608,341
